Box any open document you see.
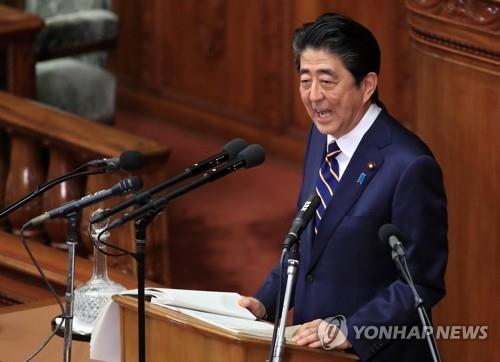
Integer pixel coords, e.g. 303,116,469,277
123,288,299,339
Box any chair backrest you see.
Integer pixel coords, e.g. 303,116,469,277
25,0,111,18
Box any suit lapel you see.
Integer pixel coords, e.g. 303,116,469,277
307,114,391,273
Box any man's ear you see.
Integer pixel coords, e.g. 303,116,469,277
362,72,378,103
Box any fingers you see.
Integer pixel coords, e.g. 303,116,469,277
237,297,251,308
292,319,322,348
238,296,266,319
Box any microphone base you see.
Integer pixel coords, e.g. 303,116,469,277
51,318,91,342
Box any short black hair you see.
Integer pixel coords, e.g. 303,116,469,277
293,13,381,102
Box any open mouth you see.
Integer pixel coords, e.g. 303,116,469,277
315,109,333,120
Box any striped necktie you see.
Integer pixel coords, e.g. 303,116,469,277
315,142,341,234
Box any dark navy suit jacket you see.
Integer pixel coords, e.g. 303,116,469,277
255,109,448,361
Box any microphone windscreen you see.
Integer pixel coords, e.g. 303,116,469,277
378,223,401,244
239,144,266,168
127,176,144,191
113,176,144,194
223,138,248,160
120,150,144,171
301,192,321,222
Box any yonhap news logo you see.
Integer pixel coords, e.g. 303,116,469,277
317,315,488,347
352,325,488,340
318,315,348,349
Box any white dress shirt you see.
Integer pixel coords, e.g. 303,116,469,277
327,103,382,179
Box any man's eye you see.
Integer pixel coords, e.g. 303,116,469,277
300,79,312,87
320,80,336,89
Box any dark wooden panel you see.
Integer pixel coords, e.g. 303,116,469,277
407,1,500,361
112,0,292,128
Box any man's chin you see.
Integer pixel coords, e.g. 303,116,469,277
313,120,337,136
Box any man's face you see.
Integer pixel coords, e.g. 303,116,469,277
299,48,374,138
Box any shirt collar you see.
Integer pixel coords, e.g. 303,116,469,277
327,103,382,159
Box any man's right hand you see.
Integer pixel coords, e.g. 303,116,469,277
238,296,267,319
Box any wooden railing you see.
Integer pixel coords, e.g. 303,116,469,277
0,91,171,288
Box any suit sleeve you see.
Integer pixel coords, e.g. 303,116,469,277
254,260,283,321
253,126,317,321
347,155,448,360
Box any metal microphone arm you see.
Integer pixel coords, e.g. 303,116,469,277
90,170,191,224
0,169,105,219
271,243,300,362
105,157,251,231
392,252,441,362
105,174,211,231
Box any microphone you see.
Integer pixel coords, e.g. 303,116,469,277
378,224,442,362
90,138,248,224
105,144,265,231
379,223,406,258
186,138,248,175
23,176,143,228
87,150,145,171
283,192,321,250
201,143,265,182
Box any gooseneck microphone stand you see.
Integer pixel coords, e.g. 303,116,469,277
271,243,300,362
392,252,441,362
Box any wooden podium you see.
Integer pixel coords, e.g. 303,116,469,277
114,295,359,362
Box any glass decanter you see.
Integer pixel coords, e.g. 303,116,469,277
73,209,126,334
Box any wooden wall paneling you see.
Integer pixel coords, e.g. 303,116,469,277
0,130,7,211
111,0,308,163
251,0,293,133
407,1,500,361
110,0,149,90
414,50,500,361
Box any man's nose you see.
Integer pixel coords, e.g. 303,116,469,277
309,81,324,102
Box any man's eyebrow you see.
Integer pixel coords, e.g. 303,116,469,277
299,68,337,76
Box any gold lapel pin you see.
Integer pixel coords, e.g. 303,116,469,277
367,161,377,170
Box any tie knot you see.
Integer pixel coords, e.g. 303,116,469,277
326,142,341,159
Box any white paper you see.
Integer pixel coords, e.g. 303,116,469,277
148,288,256,320
90,299,121,362
160,305,298,339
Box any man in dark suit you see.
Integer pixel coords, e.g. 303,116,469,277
239,13,448,361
